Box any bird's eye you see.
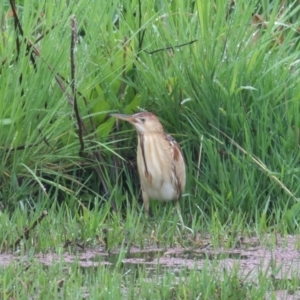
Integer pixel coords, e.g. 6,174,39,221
140,118,146,123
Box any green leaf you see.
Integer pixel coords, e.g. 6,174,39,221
124,94,141,114
96,118,115,139
92,99,111,125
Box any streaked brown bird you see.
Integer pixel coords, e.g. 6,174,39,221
111,111,186,227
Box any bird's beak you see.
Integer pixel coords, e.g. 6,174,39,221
110,113,135,124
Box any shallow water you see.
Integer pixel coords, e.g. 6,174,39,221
1,234,300,299
1,234,300,276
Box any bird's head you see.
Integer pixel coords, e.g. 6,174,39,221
110,111,164,134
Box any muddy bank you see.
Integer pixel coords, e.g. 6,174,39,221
1,235,300,281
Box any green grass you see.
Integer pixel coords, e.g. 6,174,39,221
1,225,300,300
1,0,300,298
1,200,300,299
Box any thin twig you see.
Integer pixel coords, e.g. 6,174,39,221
209,123,298,202
194,135,203,197
9,0,23,35
137,0,146,56
145,39,198,55
9,0,36,70
131,0,146,74
38,128,54,150
9,0,22,61
138,0,142,48
13,210,48,249
119,37,128,100
1,143,37,152
69,16,110,200
70,15,84,156
34,22,60,44
113,38,129,180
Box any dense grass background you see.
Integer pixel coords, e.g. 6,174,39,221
2,0,300,298
2,0,300,223
1,0,300,223
2,0,300,227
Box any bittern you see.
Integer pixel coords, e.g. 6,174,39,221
111,111,186,227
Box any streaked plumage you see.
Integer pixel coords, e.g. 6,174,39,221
111,111,186,226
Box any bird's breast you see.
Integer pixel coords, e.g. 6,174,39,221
137,133,178,201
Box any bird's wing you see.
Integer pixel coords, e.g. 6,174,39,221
165,134,186,198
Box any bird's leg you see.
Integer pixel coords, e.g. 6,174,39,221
142,190,150,216
175,200,185,229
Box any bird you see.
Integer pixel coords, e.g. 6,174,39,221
110,111,186,227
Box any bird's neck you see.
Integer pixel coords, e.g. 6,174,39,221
137,133,151,177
